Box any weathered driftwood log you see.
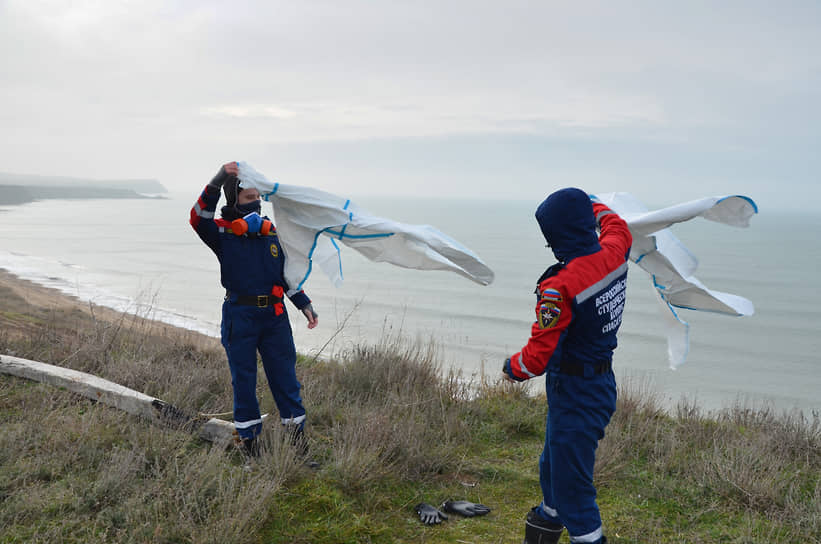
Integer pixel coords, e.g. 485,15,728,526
0,354,253,445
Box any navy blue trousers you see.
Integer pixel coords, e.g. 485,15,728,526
220,302,305,440
538,369,616,544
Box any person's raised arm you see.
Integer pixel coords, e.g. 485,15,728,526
591,200,632,256
190,162,238,253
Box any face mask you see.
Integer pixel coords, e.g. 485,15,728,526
230,211,273,236
236,200,261,216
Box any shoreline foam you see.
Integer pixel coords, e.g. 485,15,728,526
0,267,219,348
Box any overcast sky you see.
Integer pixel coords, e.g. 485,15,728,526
1,1,818,211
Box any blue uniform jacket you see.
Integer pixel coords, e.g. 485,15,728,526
190,184,311,310
508,190,632,379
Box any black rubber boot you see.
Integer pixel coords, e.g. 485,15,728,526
240,436,259,458
523,507,563,544
286,425,320,469
289,426,310,457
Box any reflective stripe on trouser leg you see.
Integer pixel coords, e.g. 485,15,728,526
544,371,616,542
569,527,604,543
222,303,264,440
257,309,306,429
281,414,306,426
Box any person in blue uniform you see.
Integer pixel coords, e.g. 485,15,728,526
190,161,319,456
503,188,632,544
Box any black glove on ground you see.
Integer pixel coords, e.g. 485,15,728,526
441,500,491,517
415,503,448,525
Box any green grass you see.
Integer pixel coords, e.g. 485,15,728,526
0,285,818,543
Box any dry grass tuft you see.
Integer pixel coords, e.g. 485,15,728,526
303,334,470,487
594,379,820,538
0,381,296,543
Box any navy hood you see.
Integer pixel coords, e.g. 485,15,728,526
535,188,601,263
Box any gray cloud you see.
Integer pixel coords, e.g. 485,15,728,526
1,0,818,210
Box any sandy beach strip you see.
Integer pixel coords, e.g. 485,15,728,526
0,268,219,349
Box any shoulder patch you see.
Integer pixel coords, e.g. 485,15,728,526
540,288,563,302
538,301,562,329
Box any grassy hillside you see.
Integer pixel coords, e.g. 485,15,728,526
0,273,818,543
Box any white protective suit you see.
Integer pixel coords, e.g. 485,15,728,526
595,192,757,368
236,162,495,292
237,162,756,369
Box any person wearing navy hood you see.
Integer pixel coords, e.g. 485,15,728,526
503,188,632,544
190,161,319,457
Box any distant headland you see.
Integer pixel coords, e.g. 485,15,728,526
0,172,168,205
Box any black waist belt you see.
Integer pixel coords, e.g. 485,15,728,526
558,360,612,377
230,294,283,307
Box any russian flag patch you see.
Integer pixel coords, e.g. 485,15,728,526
541,288,563,302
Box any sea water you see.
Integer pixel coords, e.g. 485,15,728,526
0,192,818,415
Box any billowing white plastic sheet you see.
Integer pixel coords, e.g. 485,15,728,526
596,192,758,368
236,162,495,293
237,160,755,369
